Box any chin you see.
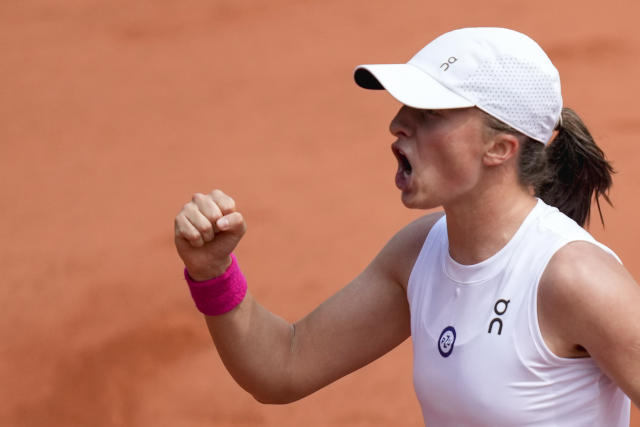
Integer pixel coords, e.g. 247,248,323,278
401,193,441,210
401,194,423,210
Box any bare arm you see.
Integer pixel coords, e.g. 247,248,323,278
538,241,640,406
174,189,442,403
206,248,410,404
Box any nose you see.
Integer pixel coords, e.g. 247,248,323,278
389,105,414,139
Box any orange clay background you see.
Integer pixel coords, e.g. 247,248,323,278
2,1,640,426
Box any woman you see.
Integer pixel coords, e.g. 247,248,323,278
174,28,639,425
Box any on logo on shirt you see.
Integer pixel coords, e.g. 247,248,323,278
488,299,510,335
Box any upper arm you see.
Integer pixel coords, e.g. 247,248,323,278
539,241,640,405
287,212,443,400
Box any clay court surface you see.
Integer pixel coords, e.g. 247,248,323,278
2,0,640,426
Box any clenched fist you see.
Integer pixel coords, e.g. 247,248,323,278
174,190,246,281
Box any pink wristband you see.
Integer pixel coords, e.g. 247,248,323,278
184,254,247,316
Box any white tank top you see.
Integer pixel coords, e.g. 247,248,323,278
407,199,630,426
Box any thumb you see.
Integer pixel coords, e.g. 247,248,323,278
216,212,246,236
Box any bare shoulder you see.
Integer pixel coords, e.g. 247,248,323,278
372,211,444,291
539,240,640,364
540,241,635,313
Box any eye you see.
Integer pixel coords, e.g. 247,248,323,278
418,109,443,125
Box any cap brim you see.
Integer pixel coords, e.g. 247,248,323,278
354,64,474,110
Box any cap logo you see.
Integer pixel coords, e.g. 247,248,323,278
440,56,457,71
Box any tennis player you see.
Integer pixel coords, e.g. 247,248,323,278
174,27,639,425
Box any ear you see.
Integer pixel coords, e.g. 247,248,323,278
483,133,520,166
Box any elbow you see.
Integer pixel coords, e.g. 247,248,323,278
244,374,311,404
249,385,307,405
252,392,294,405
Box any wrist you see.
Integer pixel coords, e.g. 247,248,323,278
183,254,247,316
185,256,232,281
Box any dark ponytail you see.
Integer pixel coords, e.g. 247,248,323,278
534,108,614,227
485,108,614,227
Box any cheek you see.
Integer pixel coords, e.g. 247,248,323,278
446,150,479,181
425,140,482,188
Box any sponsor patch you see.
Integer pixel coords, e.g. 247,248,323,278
438,326,456,358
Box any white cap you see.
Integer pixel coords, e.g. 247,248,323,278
354,27,562,144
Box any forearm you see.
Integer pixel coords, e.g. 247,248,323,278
205,291,297,403
175,190,418,405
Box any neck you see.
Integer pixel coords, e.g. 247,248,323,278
443,184,537,265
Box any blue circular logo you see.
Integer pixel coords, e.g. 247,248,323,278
438,326,456,358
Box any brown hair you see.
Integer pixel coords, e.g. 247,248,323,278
484,108,614,227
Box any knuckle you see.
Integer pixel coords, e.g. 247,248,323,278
186,230,202,242
175,215,188,230
210,189,224,198
210,189,236,212
183,201,195,212
192,192,206,203
199,222,213,234
222,197,236,211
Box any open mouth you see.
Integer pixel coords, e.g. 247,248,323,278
400,153,412,174
393,146,412,175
